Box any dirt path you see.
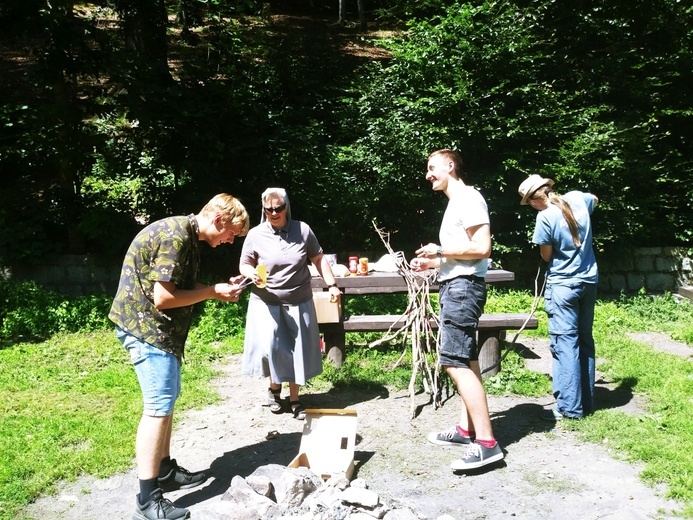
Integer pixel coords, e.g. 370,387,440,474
23,336,686,519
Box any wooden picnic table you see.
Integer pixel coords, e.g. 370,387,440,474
311,269,516,293
311,269,537,376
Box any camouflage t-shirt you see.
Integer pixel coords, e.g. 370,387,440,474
109,215,200,361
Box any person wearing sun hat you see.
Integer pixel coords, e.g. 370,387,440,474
518,174,599,421
518,174,555,205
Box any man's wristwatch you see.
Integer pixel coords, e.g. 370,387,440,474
436,246,443,258
327,283,338,288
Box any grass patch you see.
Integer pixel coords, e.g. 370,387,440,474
319,343,416,390
0,331,138,518
0,328,244,520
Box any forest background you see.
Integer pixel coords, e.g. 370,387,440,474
1,0,691,282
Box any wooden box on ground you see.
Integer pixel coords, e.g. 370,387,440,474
313,292,342,323
288,408,358,480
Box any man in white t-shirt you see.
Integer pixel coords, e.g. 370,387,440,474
411,149,504,472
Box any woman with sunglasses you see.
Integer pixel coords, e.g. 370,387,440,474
238,187,341,420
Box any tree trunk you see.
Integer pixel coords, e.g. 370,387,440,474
117,0,173,85
357,0,366,31
45,0,87,253
338,0,346,25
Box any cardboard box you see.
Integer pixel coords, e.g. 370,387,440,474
288,408,358,481
312,291,342,323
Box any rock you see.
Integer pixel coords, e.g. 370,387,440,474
382,508,420,520
339,487,380,509
326,475,351,491
249,464,323,508
348,513,379,520
195,500,264,520
221,475,279,518
246,474,273,497
350,478,369,489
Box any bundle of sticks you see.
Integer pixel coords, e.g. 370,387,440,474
370,221,444,417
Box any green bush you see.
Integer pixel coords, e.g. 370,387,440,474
187,294,249,346
0,279,251,347
0,280,111,342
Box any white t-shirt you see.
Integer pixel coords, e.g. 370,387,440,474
438,186,490,282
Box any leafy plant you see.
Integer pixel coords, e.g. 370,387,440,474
187,294,250,347
0,281,111,343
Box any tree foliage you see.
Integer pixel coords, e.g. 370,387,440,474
336,0,692,257
0,0,690,275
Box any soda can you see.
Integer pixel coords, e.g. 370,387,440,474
325,254,337,267
358,257,369,276
348,256,358,274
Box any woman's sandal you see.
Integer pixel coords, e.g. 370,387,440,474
289,400,306,420
268,387,283,414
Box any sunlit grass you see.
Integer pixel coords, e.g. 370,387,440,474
0,329,244,520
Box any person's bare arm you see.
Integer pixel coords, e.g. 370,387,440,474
416,223,492,260
539,244,553,263
153,280,243,310
239,258,258,281
310,252,341,301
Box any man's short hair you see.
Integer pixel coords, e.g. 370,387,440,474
429,149,463,179
201,194,250,236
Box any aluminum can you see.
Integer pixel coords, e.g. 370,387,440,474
358,257,368,276
348,256,358,274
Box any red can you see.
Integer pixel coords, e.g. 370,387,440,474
348,256,358,274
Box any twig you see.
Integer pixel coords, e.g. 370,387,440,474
370,220,443,417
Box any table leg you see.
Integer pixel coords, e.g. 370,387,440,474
478,330,505,379
320,324,346,367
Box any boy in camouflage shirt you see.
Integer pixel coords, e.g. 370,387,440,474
109,193,249,520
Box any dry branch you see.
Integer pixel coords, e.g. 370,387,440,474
370,220,443,417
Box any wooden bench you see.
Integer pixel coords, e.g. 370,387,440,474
342,313,536,333
335,312,538,378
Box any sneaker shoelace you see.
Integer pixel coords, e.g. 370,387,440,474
170,460,194,477
176,466,195,478
440,427,457,441
464,442,482,460
154,496,176,515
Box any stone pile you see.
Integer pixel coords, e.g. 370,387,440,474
193,463,434,520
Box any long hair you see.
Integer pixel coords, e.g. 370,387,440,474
535,186,582,247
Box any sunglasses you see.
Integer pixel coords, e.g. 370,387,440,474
263,204,287,214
